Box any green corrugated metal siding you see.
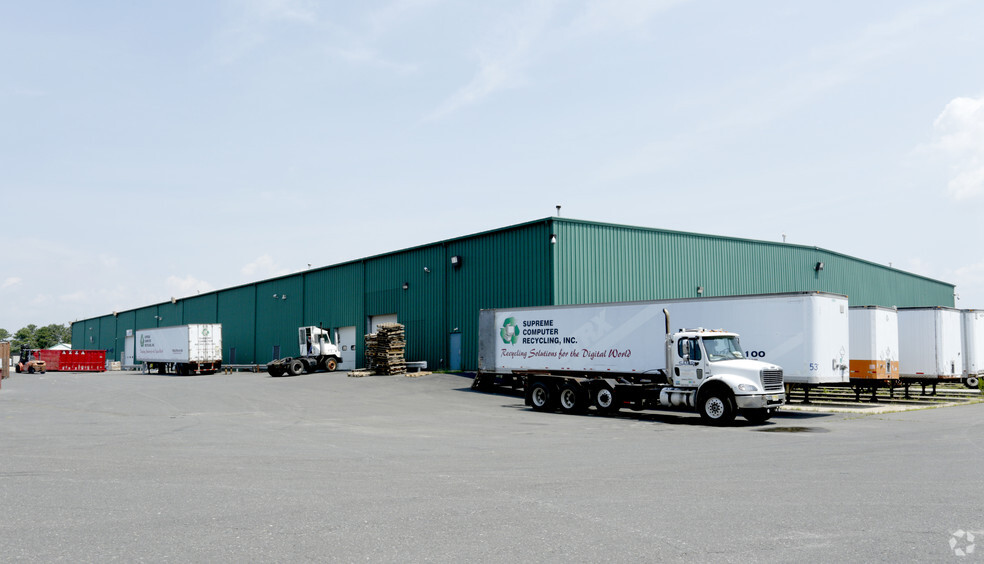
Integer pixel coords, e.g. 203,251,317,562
304,263,364,327
255,277,304,364
553,220,954,308
366,247,447,367
135,306,159,330
448,222,552,370
71,321,85,349
98,316,117,358
183,294,217,324
217,285,256,364
70,217,953,372
157,301,183,327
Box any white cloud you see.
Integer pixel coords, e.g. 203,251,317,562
1,277,22,290
930,95,984,200
427,0,561,119
165,275,215,298
241,255,291,279
569,0,689,35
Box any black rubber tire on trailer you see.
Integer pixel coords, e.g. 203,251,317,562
965,376,979,389
593,386,620,414
743,408,773,425
529,381,556,412
268,364,285,377
558,383,588,414
287,359,304,376
323,358,338,372
699,390,736,425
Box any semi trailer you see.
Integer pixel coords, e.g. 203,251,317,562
476,302,785,425
267,326,342,377
897,307,962,383
136,324,222,375
962,310,984,389
477,291,847,385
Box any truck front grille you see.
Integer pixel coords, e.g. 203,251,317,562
761,369,784,391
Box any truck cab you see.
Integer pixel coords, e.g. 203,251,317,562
665,329,785,423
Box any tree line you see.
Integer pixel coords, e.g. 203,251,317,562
0,324,72,350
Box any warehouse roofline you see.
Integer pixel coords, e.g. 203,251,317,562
94,216,954,319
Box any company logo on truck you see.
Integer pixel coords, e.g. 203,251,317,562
500,318,519,345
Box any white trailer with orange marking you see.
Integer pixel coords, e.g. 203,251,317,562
848,306,900,382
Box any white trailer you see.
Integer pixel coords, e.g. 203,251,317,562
848,306,900,382
897,307,962,383
962,310,984,388
136,324,222,375
481,292,847,385
477,302,785,425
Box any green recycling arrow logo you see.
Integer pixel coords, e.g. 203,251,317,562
500,317,519,345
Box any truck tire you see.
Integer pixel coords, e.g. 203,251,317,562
965,376,979,389
268,364,285,377
743,408,773,425
323,357,337,372
287,359,304,376
558,383,587,414
529,381,556,412
593,386,620,414
28,366,35,374
699,389,736,425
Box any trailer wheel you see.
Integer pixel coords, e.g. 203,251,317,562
558,383,587,414
699,390,735,425
743,408,773,425
287,359,304,376
268,364,285,377
965,376,979,389
593,386,620,414
323,358,338,372
529,381,556,412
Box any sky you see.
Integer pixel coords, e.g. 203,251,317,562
2,0,983,332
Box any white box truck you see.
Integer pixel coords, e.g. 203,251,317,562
897,307,962,382
962,310,984,388
476,300,786,425
136,324,222,375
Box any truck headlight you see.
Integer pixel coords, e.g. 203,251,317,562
736,384,759,392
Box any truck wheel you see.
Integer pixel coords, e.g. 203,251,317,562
529,381,556,412
28,366,35,374
268,364,285,377
965,376,979,389
743,408,773,425
287,359,304,376
558,383,587,414
323,358,337,372
593,386,620,414
699,391,736,425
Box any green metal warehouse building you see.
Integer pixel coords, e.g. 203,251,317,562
71,217,955,371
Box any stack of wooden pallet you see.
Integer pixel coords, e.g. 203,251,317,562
365,323,407,375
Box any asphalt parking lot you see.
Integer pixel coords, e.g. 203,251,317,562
1,370,982,562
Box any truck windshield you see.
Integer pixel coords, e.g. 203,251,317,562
702,336,744,362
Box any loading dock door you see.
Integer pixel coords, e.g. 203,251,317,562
337,326,356,369
449,332,462,371
124,335,135,366
369,314,398,334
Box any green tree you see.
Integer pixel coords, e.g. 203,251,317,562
0,328,10,341
12,325,37,349
34,325,60,349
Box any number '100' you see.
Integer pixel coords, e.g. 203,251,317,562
745,350,766,358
